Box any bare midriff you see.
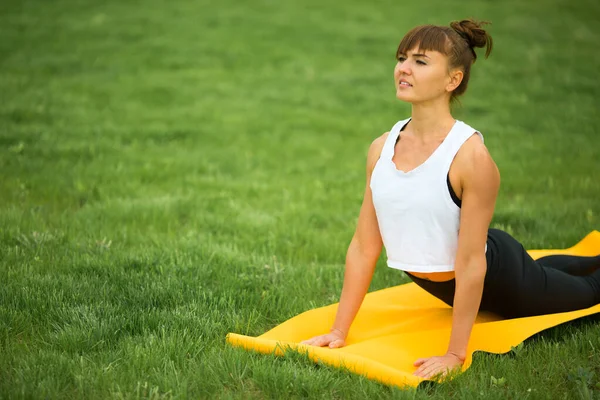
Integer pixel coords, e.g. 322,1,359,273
407,270,455,282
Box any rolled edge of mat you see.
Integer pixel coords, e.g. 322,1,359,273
225,332,427,387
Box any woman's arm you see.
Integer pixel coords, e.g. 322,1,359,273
414,134,500,378
447,136,500,359
301,134,386,348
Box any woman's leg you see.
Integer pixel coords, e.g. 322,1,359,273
535,254,600,276
484,229,600,318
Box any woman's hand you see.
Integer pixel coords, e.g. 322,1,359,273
300,328,346,349
413,352,464,379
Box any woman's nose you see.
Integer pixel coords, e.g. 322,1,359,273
397,61,411,75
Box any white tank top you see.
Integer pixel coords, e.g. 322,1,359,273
370,118,485,273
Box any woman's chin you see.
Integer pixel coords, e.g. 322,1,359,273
395,91,413,102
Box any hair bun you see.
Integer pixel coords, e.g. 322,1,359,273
450,18,493,60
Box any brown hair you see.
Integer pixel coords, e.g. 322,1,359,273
396,18,493,105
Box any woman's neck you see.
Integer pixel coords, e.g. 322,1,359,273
407,101,455,140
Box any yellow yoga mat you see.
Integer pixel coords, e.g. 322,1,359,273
226,231,600,388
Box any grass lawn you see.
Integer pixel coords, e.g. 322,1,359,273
1,0,600,398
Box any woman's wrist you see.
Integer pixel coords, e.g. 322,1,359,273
446,351,466,362
329,327,346,338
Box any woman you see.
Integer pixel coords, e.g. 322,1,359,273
301,19,600,380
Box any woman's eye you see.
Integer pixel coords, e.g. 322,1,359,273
397,57,426,65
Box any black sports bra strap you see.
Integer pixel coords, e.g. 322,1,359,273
447,173,462,208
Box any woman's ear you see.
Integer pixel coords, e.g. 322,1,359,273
446,69,464,92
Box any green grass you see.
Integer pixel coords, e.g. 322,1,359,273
1,0,600,398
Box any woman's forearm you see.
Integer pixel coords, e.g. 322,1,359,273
446,259,486,359
331,239,378,336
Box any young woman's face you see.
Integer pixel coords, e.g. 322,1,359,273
394,48,459,104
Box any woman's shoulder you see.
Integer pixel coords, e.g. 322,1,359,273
456,118,488,149
457,119,485,142
370,131,389,149
367,118,411,168
370,118,411,147
454,128,498,184
456,130,490,163
366,132,389,172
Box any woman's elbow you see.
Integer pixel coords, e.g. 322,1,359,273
456,256,487,283
349,236,382,263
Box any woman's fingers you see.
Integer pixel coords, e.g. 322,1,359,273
413,357,428,366
300,333,346,348
313,336,331,347
299,337,315,345
300,336,322,346
414,358,435,376
328,338,345,348
300,334,329,347
416,361,450,380
419,363,440,379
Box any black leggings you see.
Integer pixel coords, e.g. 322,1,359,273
405,229,600,319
